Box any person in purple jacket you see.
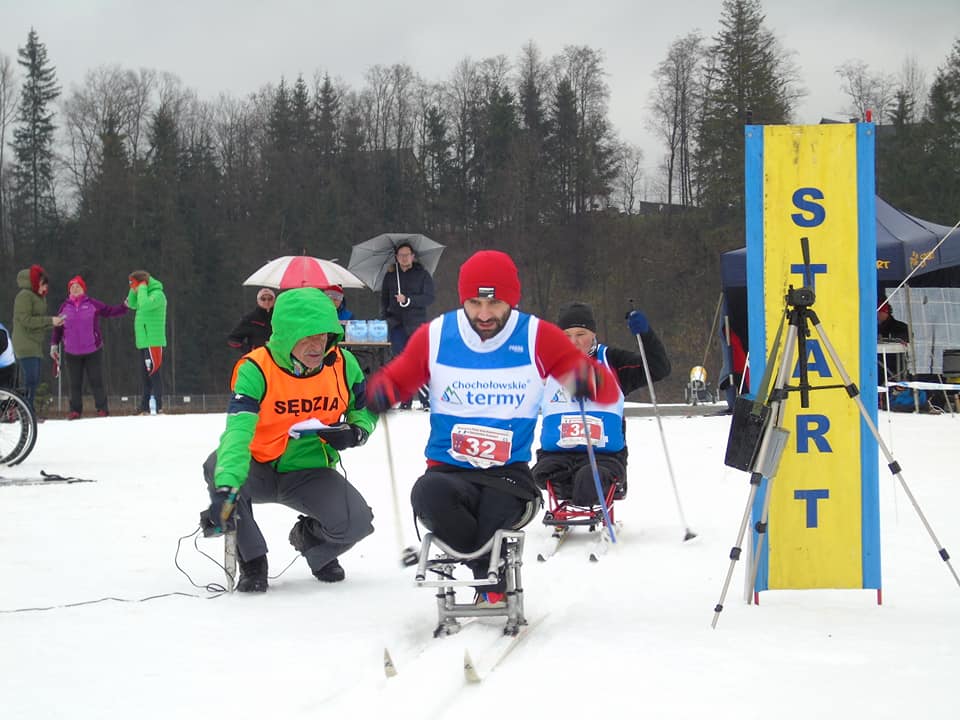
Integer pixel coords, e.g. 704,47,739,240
50,275,128,419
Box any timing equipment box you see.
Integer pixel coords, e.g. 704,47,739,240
723,396,771,471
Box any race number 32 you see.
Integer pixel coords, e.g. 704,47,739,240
449,424,514,468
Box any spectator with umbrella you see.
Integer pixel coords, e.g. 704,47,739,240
380,242,435,409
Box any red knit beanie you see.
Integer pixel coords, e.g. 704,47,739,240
68,275,87,293
457,250,521,307
29,264,48,294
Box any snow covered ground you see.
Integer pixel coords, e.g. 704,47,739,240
1,407,957,719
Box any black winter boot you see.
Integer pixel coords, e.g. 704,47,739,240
313,558,345,583
289,515,321,553
237,555,268,592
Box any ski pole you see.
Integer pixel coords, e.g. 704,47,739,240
380,412,418,566
633,329,697,542
578,398,616,543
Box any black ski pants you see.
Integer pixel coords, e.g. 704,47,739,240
64,349,108,414
532,449,627,505
203,451,374,571
411,465,536,590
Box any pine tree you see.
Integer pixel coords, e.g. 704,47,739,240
695,0,798,219
11,28,61,250
421,104,454,230
516,42,550,233
546,78,578,222
921,39,960,221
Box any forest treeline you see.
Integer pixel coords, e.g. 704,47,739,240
1,1,958,405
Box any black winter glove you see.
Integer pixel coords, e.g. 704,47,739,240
317,424,368,451
201,487,238,537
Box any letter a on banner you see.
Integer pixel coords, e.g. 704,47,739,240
744,123,881,595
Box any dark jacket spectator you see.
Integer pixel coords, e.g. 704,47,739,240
380,245,435,336
878,302,909,343
379,243,435,409
228,288,275,353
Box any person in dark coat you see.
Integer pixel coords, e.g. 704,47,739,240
380,242,435,409
532,302,671,505
228,288,275,353
877,301,909,343
877,299,911,399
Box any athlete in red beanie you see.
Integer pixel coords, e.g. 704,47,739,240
364,249,618,606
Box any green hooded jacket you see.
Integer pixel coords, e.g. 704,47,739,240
13,268,54,359
126,276,167,348
213,287,377,489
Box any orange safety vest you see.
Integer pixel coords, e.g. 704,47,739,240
231,346,350,463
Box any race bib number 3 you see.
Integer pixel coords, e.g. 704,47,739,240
449,424,513,468
558,414,605,448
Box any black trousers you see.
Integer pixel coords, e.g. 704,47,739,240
532,450,628,505
411,465,536,590
139,348,163,411
64,349,107,414
0,364,15,390
203,451,374,570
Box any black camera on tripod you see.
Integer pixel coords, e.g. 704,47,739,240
786,285,815,308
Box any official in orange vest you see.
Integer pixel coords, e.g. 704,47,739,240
202,287,378,592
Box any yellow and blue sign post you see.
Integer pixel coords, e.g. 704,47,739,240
745,123,881,598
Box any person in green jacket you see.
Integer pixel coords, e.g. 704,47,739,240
13,265,65,412
201,287,378,593
126,270,167,414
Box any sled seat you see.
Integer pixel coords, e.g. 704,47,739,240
414,529,527,636
541,479,618,530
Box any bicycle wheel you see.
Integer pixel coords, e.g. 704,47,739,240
0,389,38,466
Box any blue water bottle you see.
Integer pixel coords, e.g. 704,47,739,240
148,396,157,415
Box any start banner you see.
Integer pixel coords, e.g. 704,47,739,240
744,123,881,593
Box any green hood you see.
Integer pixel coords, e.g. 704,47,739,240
266,288,344,371
16,268,32,291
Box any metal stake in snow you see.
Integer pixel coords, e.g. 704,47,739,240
632,315,697,542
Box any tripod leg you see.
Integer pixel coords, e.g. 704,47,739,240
745,324,799,603
711,472,762,628
712,323,799,626
813,320,960,589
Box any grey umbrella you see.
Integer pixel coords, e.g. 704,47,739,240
347,233,445,293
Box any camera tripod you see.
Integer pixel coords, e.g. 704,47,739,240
711,272,960,629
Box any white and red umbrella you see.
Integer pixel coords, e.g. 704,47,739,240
242,256,365,290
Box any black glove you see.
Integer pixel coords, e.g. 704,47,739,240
317,423,368,451
201,487,238,537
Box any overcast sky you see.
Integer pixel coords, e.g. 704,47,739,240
1,0,958,176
